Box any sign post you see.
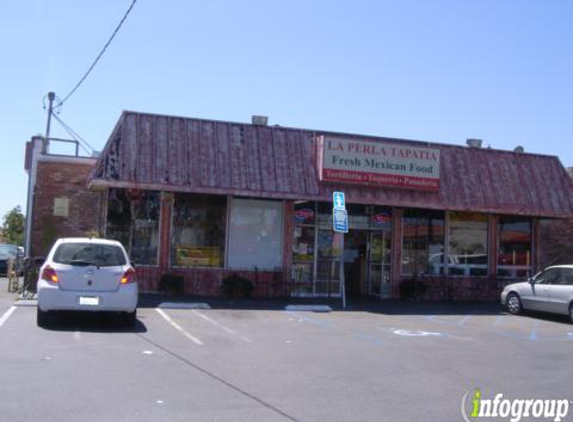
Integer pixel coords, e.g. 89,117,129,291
332,192,348,309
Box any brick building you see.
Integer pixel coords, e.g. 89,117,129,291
24,136,102,257
24,113,573,301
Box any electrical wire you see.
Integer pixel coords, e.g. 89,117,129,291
51,113,93,154
56,0,139,108
50,113,94,155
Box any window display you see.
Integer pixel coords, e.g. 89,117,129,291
498,216,532,278
171,193,227,267
448,212,488,276
106,189,160,265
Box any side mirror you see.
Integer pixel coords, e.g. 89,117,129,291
528,277,535,285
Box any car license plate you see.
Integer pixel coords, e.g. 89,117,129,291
79,296,99,306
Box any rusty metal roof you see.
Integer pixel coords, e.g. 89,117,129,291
89,111,573,218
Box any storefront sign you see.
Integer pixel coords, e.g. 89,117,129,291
372,212,391,228
176,246,221,267
318,136,440,191
294,208,315,223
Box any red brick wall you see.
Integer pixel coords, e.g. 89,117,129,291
30,159,101,257
136,266,289,298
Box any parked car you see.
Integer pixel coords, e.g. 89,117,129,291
36,238,138,327
501,265,573,322
0,244,23,276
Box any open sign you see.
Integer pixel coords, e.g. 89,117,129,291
295,208,315,223
372,213,391,226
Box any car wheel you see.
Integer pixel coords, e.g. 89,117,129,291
37,308,52,327
122,309,137,328
569,304,573,324
506,293,523,315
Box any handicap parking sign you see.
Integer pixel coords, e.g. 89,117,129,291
333,209,349,233
333,192,345,210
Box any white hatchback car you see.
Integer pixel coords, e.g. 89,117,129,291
37,238,138,327
500,265,573,322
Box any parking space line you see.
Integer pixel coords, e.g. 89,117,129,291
0,306,17,328
155,308,204,346
191,310,252,343
530,320,540,341
493,315,506,327
457,314,475,326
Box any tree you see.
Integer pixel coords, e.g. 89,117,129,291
2,206,25,246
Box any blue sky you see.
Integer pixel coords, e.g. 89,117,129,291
1,0,572,220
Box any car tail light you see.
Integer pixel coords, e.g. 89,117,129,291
121,267,136,284
41,266,59,284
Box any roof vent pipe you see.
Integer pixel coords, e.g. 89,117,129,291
466,138,483,148
251,115,268,126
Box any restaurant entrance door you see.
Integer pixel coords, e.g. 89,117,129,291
343,229,392,299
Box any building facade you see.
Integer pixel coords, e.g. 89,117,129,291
26,112,573,300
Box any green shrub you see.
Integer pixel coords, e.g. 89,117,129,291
221,273,254,299
159,273,185,296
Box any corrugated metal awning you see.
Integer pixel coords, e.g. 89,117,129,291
89,111,573,218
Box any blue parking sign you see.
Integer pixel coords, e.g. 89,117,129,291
333,209,349,233
333,192,345,210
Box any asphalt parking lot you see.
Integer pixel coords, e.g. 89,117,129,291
1,282,573,422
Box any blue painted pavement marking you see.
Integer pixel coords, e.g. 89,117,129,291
493,315,506,327
424,314,475,327
287,311,384,345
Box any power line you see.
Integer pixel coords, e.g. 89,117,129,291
57,0,139,108
50,112,95,155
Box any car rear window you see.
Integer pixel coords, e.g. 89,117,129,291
53,243,127,267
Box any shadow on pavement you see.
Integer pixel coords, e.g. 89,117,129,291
138,292,505,316
38,311,148,333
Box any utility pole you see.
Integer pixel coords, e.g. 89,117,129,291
44,91,55,153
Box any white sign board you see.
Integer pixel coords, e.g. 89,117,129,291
53,197,69,217
319,136,440,191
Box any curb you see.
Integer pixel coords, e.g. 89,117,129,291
14,300,38,308
157,302,211,310
285,304,332,313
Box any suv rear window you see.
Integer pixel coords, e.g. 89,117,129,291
53,243,127,267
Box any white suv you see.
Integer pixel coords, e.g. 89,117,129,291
37,238,138,327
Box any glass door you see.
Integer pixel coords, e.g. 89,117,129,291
368,231,391,298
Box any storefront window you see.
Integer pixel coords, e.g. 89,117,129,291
294,201,391,297
227,198,284,269
171,194,226,267
448,212,488,276
402,209,445,275
317,202,333,229
292,202,316,296
316,230,341,295
347,204,369,230
498,216,532,278
106,189,160,265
